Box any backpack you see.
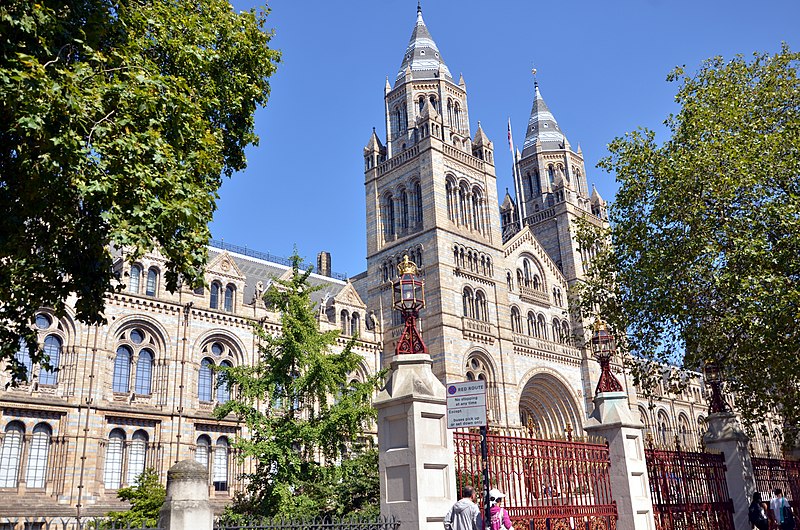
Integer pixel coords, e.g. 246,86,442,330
749,502,768,526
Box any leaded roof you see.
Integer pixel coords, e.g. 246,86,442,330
394,7,453,86
521,83,568,156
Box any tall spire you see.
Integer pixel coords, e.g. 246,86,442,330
521,80,568,156
395,5,453,86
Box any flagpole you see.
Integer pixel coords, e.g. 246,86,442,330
508,118,525,231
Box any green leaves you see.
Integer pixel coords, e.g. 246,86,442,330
588,45,800,442
105,469,166,526
214,253,381,518
0,0,279,381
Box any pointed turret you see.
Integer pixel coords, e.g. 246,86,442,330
395,5,453,86
500,188,516,212
522,82,568,157
590,184,608,219
365,128,384,153
472,122,491,148
364,128,385,171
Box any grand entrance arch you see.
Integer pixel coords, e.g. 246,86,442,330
518,372,583,436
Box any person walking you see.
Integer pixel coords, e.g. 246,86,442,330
749,492,769,530
444,486,481,530
487,488,512,530
770,488,795,530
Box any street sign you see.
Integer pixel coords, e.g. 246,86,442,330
446,380,487,429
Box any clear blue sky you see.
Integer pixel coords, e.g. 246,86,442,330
212,0,799,278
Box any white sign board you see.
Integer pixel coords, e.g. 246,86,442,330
446,380,487,429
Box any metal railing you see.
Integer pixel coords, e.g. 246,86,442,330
645,440,734,530
208,239,348,281
454,428,617,529
752,457,800,509
215,515,399,530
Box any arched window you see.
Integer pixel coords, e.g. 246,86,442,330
475,291,488,322
538,315,547,340
146,268,158,296
340,310,350,334
195,435,211,469
561,321,570,345
446,180,455,221
462,287,474,319
548,165,555,186
523,260,531,287
38,334,61,385
210,282,220,309
0,422,24,487
527,312,536,336
552,319,560,342
15,340,33,380
516,269,524,290
507,272,513,291
213,437,229,491
129,264,142,293
414,181,423,225
103,429,125,489
199,358,214,402
217,360,232,404
113,346,132,393
458,185,468,227
224,284,235,312
351,313,360,336
135,349,153,395
400,190,409,230
511,307,522,333
532,275,541,290
383,193,396,240
127,430,148,485
25,423,51,488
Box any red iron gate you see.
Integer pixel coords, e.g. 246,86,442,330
645,442,734,530
454,429,618,530
752,457,800,509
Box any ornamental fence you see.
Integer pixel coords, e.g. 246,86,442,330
644,437,734,530
0,519,160,530
214,515,400,530
752,457,800,510
454,427,618,530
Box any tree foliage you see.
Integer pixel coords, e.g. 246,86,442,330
0,0,279,382
105,469,166,526
214,254,382,518
575,45,800,437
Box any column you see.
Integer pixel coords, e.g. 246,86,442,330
375,354,455,530
585,391,656,530
158,459,213,530
702,411,755,530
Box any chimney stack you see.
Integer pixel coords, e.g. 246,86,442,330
317,251,332,277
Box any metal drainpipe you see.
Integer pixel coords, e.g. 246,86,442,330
175,302,192,463
75,323,99,521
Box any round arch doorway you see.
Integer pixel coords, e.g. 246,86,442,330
519,372,583,436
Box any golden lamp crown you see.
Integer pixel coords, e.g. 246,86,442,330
592,318,608,332
397,255,418,276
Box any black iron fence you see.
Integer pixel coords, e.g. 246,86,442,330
214,515,399,530
0,519,160,530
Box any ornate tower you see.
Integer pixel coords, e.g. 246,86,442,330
504,81,607,284
361,6,504,384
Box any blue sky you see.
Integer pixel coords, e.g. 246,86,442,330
212,0,798,278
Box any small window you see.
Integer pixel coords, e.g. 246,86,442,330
224,285,235,312
129,265,142,293
217,361,232,404
214,437,229,491
135,349,153,395
25,423,51,488
113,346,132,393
127,430,148,485
103,429,125,489
0,422,24,488
35,314,52,330
130,329,144,344
199,358,214,402
195,435,211,469
146,268,158,296
210,282,220,309
38,335,61,385
211,343,223,356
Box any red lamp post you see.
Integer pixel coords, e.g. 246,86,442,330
392,255,427,355
591,319,624,395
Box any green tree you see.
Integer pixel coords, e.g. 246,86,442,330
0,1,279,382
576,45,800,437
105,469,166,526
214,254,381,518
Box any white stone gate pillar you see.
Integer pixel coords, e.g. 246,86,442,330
585,391,656,530
375,353,456,530
158,459,213,530
703,411,754,530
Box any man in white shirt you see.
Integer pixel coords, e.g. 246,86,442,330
770,488,795,530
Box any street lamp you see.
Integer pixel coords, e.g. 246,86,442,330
590,319,624,395
703,359,730,414
392,255,428,354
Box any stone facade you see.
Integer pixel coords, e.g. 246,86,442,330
0,247,381,517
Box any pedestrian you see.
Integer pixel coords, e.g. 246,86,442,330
749,492,769,530
770,488,795,530
487,488,512,530
444,485,481,530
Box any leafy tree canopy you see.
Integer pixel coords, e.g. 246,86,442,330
105,469,166,526
215,254,382,518
575,45,800,438
0,0,279,382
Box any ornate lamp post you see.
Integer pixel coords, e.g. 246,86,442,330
703,359,730,413
591,319,624,395
392,255,428,355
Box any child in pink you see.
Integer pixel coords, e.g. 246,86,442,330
488,488,512,530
